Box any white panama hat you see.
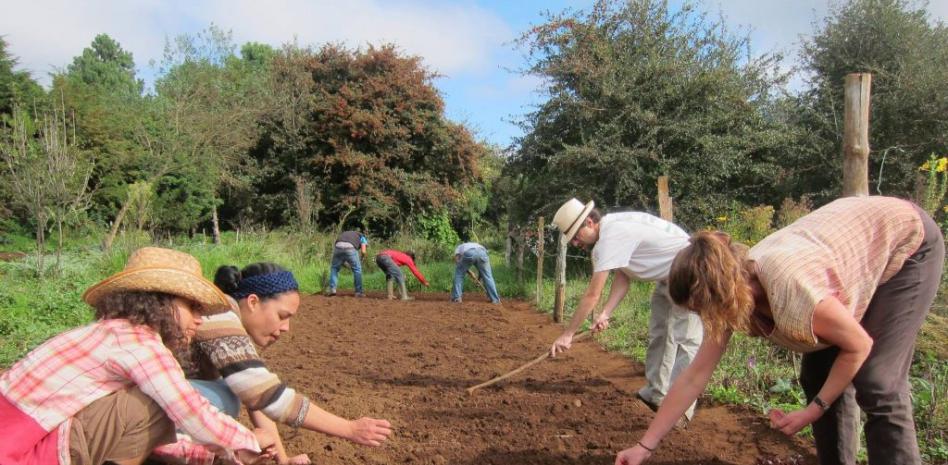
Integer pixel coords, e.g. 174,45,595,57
552,198,595,244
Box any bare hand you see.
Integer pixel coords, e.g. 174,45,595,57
769,405,821,436
235,447,276,465
615,444,652,465
550,333,573,357
592,314,610,333
347,417,393,446
281,453,312,465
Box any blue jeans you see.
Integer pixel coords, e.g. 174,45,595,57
190,378,240,418
375,254,405,286
329,247,363,293
451,247,500,303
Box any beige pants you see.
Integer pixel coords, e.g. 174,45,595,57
69,387,177,465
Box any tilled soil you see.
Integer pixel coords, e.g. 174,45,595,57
263,291,817,465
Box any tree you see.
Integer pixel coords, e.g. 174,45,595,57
504,0,795,228
0,98,92,275
797,0,948,199
56,34,147,241
152,26,274,241
0,37,43,118
253,43,488,235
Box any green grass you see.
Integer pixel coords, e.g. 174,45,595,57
0,227,945,463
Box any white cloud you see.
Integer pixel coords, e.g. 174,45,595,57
0,0,512,86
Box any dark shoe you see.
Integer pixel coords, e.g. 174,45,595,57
636,392,659,413
637,392,688,430
354,292,366,298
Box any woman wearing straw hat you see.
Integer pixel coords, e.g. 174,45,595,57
548,198,702,429
0,247,274,465
155,262,392,465
617,196,943,465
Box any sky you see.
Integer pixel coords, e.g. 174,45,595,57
2,0,947,148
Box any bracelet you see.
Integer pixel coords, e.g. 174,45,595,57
637,441,656,452
812,395,831,411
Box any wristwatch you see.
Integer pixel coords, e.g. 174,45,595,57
812,395,831,411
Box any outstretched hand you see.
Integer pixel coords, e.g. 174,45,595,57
768,405,821,436
550,332,573,357
592,314,610,333
347,417,393,447
615,444,652,465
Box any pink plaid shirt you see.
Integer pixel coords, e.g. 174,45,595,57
0,319,259,465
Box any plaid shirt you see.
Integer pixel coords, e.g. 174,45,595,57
0,319,259,465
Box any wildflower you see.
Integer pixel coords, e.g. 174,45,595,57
919,161,931,171
716,215,728,223
937,157,947,173
748,356,757,370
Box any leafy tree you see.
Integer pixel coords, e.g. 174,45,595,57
65,34,142,96
55,34,146,236
132,26,272,240
796,0,948,200
504,0,795,228
0,37,43,118
253,43,488,236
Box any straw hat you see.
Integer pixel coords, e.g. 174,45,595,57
552,198,595,244
83,247,231,314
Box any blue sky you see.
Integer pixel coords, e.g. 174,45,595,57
2,0,946,148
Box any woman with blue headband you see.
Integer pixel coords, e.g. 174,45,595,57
155,262,392,465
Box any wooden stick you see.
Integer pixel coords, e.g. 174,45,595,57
467,268,487,292
466,332,592,394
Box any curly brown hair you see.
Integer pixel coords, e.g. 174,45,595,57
93,291,197,360
667,231,755,343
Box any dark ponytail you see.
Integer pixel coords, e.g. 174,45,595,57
214,265,242,296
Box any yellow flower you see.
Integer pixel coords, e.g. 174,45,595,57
919,161,931,171
716,215,728,223
936,157,947,173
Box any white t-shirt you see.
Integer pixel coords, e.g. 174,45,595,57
591,212,690,281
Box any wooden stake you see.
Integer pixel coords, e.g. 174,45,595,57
658,175,673,221
466,332,592,394
553,232,567,323
536,216,544,307
842,73,871,197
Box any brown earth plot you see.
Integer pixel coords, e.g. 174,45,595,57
263,292,817,465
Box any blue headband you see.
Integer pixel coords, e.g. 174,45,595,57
231,270,299,299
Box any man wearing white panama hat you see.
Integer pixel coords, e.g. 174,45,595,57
549,198,703,427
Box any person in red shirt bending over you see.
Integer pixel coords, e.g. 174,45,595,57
375,249,429,300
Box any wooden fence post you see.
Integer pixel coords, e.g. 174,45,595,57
658,175,673,221
553,232,567,323
536,216,544,307
843,73,871,197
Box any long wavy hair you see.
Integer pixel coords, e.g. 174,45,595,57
93,291,193,359
667,231,755,342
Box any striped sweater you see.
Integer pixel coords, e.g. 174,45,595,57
188,309,310,425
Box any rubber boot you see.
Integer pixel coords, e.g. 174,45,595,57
399,281,413,301
386,279,395,300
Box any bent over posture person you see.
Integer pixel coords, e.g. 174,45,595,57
549,198,702,427
451,242,501,304
157,262,392,465
0,247,273,465
375,249,429,300
327,230,368,297
617,196,943,465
